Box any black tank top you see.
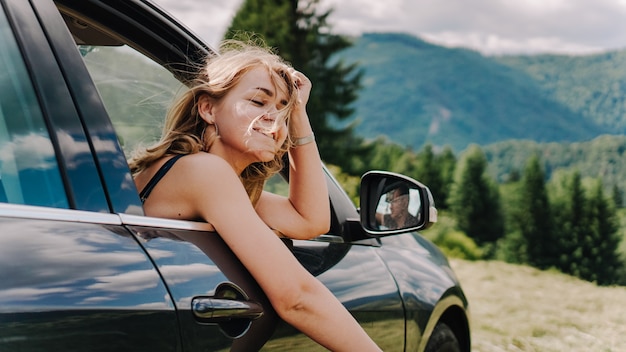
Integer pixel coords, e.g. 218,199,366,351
139,154,185,204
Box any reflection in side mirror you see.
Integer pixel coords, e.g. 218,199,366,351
376,184,421,230
360,171,437,236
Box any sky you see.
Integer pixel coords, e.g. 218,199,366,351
155,0,626,56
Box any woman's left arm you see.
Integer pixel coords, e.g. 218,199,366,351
255,70,330,239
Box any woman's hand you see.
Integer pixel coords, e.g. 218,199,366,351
290,69,311,115
286,69,313,140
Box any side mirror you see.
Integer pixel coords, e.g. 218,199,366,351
360,171,437,236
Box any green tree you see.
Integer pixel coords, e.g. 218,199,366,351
550,171,588,276
518,155,555,269
225,0,365,170
414,144,444,207
438,146,456,210
585,180,623,285
495,179,526,263
392,148,418,175
448,145,505,251
364,137,407,172
612,184,623,208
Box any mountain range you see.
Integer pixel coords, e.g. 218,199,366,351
333,32,626,152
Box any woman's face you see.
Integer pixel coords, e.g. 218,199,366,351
389,189,409,219
208,66,290,167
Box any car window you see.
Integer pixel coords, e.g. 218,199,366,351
79,45,184,158
0,9,68,208
79,44,301,216
82,44,295,198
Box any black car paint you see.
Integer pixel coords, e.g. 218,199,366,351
0,0,470,350
0,207,181,351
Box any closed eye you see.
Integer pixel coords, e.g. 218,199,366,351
251,99,264,106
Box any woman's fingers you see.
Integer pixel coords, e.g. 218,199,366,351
289,69,311,103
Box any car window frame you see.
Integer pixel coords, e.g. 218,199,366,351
2,0,110,212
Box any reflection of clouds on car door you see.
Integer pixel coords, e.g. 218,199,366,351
0,217,170,309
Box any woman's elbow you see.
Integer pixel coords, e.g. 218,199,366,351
310,224,330,240
296,217,330,240
314,209,331,233
316,207,331,234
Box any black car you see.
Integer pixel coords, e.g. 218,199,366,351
0,0,470,351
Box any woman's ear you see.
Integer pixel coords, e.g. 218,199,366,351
198,94,216,124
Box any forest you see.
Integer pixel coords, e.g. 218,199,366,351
335,139,626,286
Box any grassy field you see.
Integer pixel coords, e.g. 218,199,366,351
450,259,626,352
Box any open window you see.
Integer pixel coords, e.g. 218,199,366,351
55,1,212,159
79,45,184,158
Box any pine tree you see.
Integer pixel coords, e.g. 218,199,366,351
448,145,505,250
518,155,554,269
550,171,588,276
415,144,444,208
612,184,623,208
438,146,456,210
585,180,623,285
224,0,365,169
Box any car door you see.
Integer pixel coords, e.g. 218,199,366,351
36,0,276,351
44,1,408,351
0,1,180,351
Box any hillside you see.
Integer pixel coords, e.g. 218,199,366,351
496,51,626,132
450,259,626,351
483,134,626,180
480,134,626,200
333,33,618,151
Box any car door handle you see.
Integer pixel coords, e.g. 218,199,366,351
192,297,264,321
192,282,264,322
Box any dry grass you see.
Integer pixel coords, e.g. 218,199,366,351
450,259,626,352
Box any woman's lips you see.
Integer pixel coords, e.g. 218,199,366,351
253,128,276,141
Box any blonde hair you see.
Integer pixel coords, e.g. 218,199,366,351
129,40,300,204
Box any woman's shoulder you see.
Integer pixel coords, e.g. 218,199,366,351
176,152,239,182
142,152,242,205
180,152,233,170
173,153,249,219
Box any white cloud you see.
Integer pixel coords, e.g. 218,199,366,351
420,32,606,56
155,0,626,55
156,0,242,47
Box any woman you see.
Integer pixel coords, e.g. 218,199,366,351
130,41,381,351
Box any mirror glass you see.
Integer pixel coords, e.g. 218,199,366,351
374,182,422,231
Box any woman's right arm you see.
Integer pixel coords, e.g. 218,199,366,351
178,154,381,351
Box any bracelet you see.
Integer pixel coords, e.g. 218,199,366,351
293,133,315,146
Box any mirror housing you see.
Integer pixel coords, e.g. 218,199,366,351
360,171,437,236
